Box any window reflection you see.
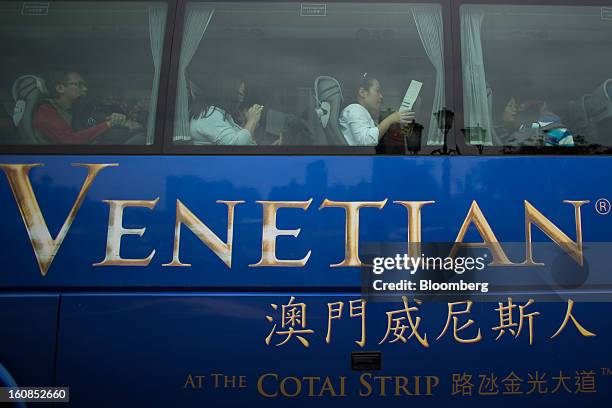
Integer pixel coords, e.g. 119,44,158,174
174,3,446,149
0,2,167,145
461,5,612,148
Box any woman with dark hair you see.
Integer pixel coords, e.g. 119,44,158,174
339,73,414,146
496,97,574,146
189,77,263,145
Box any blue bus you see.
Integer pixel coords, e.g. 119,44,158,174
1,0,612,406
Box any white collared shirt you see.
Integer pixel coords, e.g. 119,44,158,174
190,106,255,145
339,103,379,146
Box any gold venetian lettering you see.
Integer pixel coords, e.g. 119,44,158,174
163,200,243,268
303,376,320,397
319,199,387,267
359,373,373,397
257,373,278,397
280,376,301,397
339,377,346,397
318,377,338,397
394,376,413,396
93,198,159,266
522,200,588,266
394,201,435,258
426,376,439,395
375,376,392,396
183,374,195,389
0,163,117,276
183,374,205,389
450,200,515,265
250,199,313,267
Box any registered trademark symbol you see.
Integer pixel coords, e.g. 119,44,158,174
595,199,611,215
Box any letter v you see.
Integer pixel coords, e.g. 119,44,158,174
0,163,117,276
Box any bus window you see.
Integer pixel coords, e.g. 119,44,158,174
173,2,447,149
0,1,167,146
461,4,612,150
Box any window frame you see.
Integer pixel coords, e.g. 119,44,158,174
451,0,612,156
0,0,178,155
162,0,456,155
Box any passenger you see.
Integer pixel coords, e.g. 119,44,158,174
339,73,415,146
494,97,520,142
497,98,574,146
189,78,262,145
33,71,129,144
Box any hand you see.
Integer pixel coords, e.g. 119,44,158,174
245,104,264,125
394,110,415,124
125,120,142,131
106,113,127,128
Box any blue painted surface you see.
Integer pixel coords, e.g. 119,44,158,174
0,294,58,390
55,293,611,407
0,156,610,287
1,156,611,405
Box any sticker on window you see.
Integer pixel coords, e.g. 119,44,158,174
301,4,326,17
602,7,612,21
21,1,50,16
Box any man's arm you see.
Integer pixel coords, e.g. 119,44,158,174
33,104,109,144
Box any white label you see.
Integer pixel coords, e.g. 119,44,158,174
21,1,49,16
602,7,612,21
301,4,326,17
399,80,423,112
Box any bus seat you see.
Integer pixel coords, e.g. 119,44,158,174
11,75,49,144
314,76,347,145
578,93,601,142
589,79,612,143
567,100,590,142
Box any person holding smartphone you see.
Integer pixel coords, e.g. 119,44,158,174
189,77,262,145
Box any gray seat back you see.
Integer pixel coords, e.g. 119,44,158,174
589,79,612,123
12,75,50,144
314,76,347,145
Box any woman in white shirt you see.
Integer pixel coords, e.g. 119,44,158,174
339,73,414,146
190,78,263,145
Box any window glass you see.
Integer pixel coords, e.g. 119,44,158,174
461,5,612,150
174,2,446,150
0,1,167,145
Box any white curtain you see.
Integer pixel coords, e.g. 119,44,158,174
461,7,493,145
147,6,167,145
173,5,215,141
412,5,445,145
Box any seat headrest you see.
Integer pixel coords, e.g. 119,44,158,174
314,76,342,104
12,75,48,102
12,75,48,127
588,79,612,123
314,76,342,129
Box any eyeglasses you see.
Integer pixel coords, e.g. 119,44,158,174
63,81,88,89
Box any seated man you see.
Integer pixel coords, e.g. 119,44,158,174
33,71,129,144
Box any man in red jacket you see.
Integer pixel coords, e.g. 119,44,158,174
33,72,128,144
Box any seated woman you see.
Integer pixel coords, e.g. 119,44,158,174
189,78,263,145
496,97,574,147
339,73,414,146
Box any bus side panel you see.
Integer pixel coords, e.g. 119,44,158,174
0,294,59,389
55,294,611,407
